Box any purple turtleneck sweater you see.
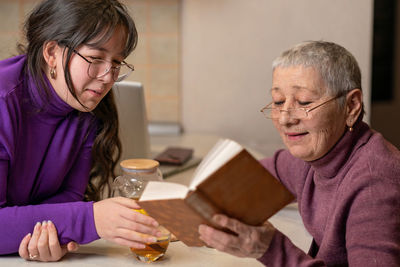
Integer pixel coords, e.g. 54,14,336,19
0,55,100,254
258,120,400,266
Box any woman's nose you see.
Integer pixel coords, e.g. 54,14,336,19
278,110,290,124
278,110,299,125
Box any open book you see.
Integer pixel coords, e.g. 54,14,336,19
138,139,294,247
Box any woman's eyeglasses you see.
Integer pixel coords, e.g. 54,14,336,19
73,50,134,82
260,92,346,120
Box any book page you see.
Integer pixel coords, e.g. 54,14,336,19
189,139,242,190
191,139,227,180
139,181,189,201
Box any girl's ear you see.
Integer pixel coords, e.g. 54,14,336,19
42,41,59,68
345,89,363,128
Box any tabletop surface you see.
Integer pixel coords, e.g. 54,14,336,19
1,239,263,266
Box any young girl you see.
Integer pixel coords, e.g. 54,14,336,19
0,0,160,262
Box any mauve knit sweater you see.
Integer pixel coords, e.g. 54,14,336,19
0,55,100,254
258,119,400,266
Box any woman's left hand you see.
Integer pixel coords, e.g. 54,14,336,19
198,214,276,258
18,221,79,262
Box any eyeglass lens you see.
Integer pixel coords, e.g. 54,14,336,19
88,60,132,82
262,94,343,119
263,108,308,119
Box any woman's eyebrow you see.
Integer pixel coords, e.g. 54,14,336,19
270,87,280,92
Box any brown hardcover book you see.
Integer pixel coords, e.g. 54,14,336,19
138,139,294,247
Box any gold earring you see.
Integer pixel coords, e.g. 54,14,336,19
50,68,56,79
348,126,353,132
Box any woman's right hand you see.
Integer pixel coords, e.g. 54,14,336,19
93,197,161,249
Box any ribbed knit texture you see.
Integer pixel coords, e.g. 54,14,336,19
258,120,400,266
0,55,99,254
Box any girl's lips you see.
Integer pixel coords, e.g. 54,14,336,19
86,89,103,96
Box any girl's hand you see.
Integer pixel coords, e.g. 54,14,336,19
93,197,161,248
19,221,79,262
198,214,276,258
93,197,161,249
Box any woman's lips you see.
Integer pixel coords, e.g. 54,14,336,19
285,132,308,141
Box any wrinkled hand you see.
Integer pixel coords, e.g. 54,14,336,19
19,221,78,262
198,214,276,258
93,197,161,249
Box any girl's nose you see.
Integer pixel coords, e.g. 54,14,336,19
98,67,115,83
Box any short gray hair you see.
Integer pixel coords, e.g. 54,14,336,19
272,41,362,104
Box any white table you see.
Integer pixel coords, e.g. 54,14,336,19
1,239,262,266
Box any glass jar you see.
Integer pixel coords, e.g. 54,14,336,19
113,159,163,200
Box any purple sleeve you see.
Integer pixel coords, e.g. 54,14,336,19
257,151,319,266
258,231,326,267
0,148,99,254
0,200,99,254
258,150,325,266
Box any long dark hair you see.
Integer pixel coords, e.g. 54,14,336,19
20,0,138,201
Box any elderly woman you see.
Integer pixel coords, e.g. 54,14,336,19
198,41,400,266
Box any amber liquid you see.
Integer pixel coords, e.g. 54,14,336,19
130,239,170,262
129,198,170,262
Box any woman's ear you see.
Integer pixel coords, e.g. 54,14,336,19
42,41,59,68
345,89,363,128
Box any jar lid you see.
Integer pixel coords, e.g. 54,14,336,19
120,159,160,170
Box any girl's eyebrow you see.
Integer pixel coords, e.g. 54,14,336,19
87,46,125,58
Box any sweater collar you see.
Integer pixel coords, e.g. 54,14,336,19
27,71,75,118
309,118,371,178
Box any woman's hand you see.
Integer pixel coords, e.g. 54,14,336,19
19,221,79,262
198,214,276,258
93,197,161,249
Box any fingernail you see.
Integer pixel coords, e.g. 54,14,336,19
47,220,52,226
35,222,41,228
26,233,31,238
42,220,47,226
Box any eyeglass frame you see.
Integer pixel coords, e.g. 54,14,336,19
260,91,347,120
72,49,134,82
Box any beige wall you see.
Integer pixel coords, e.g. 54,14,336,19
181,0,373,155
0,0,181,123
123,0,181,123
